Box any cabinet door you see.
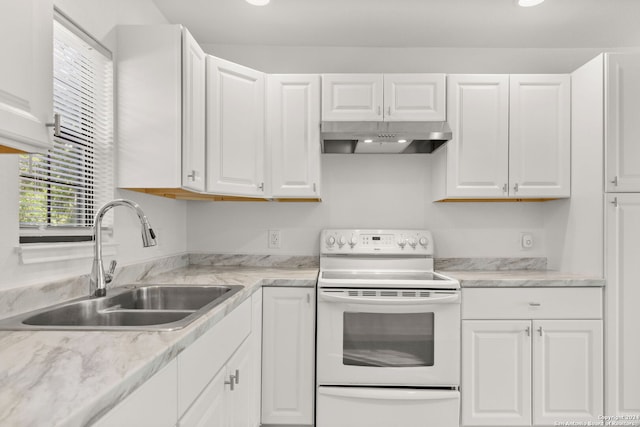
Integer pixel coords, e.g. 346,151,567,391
532,320,603,426
181,28,206,192
605,53,640,192
0,0,53,154
383,74,445,121
509,75,571,198
321,74,383,121
462,320,531,426
179,366,227,427
262,287,315,425
250,289,263,427
445,75,510,198
94,359,178,427
227,338,253,427
268,75,321,198
605,194,640,416
207,56,265,196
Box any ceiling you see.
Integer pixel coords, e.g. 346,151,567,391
152,0,640,49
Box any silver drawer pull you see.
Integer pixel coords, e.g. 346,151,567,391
225,374,235,391
537,326,543,336
529,302,541,307
525,326,531,336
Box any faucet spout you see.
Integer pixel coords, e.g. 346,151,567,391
90,199,157,298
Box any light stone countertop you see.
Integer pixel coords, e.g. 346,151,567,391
439,270,606,288
0,265,318,427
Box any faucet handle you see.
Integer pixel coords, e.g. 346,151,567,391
106,260,117,283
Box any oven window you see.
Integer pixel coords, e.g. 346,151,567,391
343,312,434,367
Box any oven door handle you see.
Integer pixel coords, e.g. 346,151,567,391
318,387,458,401
319,292,460,305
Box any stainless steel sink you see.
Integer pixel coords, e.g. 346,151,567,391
0,285,243,331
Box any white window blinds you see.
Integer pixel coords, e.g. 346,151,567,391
19,16,113,237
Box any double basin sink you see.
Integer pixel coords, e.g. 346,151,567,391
0,284,243,331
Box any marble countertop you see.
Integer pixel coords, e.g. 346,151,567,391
0,265,318,427
439,270,606,288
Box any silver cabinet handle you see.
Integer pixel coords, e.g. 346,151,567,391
225,374,235,391
529,302,541,307
46,113,61,137
611,176,618,186
258,182,264,191
525,326,530,336
611,197,618,208
502,183,508,193
377,106,381,116
513,183,519,193
187,170,196,181
537,326,543,336
307,293,311,304
234,369,240,384
313,183,317,193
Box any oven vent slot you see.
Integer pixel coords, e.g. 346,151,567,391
348,290,359,296
402,291,417,297
362,290,376,297
419,291,432,297
380,291,398,297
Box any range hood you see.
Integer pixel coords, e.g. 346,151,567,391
321,121,452,154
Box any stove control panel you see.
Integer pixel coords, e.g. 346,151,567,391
321,229,434,255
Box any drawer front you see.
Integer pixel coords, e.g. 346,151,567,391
462,288,602,320
178,297,251,416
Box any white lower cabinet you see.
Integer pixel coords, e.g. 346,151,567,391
92,358,178,427
261,287,315,425
178,294,261,427
605,193,640,416
94,293,262,427
461,288,603,427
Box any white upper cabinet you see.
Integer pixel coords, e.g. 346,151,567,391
436,75,510,199
606,53,640,192
509,75,571,198
268,74,321,199
181,29,206,192
433,74,570,201
384,74,446,121
117,25,205,192
321,74,445,122
321,74,383,121
206,56,265,197
0,0,53,154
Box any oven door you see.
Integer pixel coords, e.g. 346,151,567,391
316,288,460,387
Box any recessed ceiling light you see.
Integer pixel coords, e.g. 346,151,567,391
398,139,407,144
364,139,373,143
246,0,270,5
517,0,544,7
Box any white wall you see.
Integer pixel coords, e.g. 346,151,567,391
188,155,547,258
0,0,187,290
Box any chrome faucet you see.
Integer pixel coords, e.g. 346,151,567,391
89,199,157,297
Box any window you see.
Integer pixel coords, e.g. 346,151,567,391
18,11,113,243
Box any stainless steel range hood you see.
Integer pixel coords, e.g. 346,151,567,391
321,121,452,154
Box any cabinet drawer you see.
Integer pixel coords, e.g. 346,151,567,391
178,297,251,416
462,288,602,320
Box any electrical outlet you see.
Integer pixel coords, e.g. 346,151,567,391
521,233,534,249
268,229,281,249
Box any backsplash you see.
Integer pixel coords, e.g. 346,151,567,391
435,257,547,271
189,253,319,268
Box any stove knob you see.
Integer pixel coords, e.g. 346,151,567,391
419,236,428,247
338,235,347,247
408,237,417,248
398,238,407,249
326,235,336,247
349,235,358,248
